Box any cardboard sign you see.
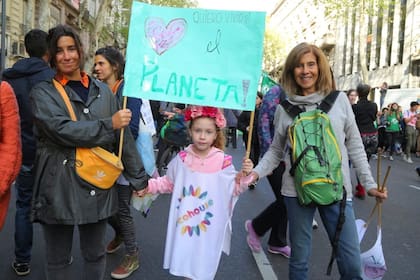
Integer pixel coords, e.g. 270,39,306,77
123,2,266,110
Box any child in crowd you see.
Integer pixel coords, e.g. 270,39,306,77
138,105,253,280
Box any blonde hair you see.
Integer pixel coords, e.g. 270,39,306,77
188,117,226,150
282,42,334,96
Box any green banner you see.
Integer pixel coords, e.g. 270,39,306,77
260,72,277,94
123,1,266,110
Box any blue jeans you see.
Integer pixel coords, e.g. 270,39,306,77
284,197,362,280
14,165,34,263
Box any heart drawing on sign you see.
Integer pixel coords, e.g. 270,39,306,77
145,17,187,55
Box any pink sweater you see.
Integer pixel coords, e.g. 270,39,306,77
148,145,247,195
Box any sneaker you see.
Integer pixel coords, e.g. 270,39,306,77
12,261,30,276
111,253,140,279
107,236,123,253
371,154,378,159
248,181,257,190
244,220,261,253
407,157,413,164
267,245,291,258
416,167,420,176
389,156,394,161
355,184,366,199
312,219,318,229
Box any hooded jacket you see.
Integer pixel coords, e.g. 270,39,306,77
2,57,55,166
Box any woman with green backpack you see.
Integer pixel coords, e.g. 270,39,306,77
242,42,388,279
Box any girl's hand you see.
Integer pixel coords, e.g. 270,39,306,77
136,187,149,197
235,170,258,186
241,158,254,174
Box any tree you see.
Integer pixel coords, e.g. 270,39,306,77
263,27,287,81
314,0,394,83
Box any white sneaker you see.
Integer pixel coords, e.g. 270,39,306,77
372,154,378,159
312,219,318,229
389,156,394,161
403,155,413,163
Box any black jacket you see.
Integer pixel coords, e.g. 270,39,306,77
352,99,378,134
2,58,55,165
30,78,148,225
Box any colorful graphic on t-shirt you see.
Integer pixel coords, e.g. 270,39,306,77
176,184,214,237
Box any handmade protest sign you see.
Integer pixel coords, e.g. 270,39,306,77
123,2,266,110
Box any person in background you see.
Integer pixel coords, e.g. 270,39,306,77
0,81,22,232
2,28,55,276
375,107,390,158
385,102,403,161
402,101,419,163
352,83,378,199
242,42,387,279
224,109,241,149
138,105,253,280
30,24,148,280
379,82,388,110
94,46,151,279
156,103,188,165
243,85,291,257
237,92,263,173
346,89,358,105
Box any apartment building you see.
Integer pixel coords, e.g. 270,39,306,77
269,0,420,90
0,0,111,70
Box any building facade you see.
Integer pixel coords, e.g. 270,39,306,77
0,0,118,71
269,0,420,90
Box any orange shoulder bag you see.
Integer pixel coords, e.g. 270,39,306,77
53,79,124,189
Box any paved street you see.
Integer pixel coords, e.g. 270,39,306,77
1,142,419,279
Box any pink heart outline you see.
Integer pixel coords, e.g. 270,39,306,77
145,17,187,55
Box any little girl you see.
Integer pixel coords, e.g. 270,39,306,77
138,105,253,280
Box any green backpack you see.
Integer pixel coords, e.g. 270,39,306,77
281,91,346,276
281,91,343,206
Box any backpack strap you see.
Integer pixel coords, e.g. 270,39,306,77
280,99,304,119
318,91,340,113
326,187,347,275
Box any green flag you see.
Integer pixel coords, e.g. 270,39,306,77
261,72,277,94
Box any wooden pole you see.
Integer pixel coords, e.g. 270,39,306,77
118,96,127,160
245,110,255,159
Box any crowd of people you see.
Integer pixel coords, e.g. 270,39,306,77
349,82,420,198
0,24,393,280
